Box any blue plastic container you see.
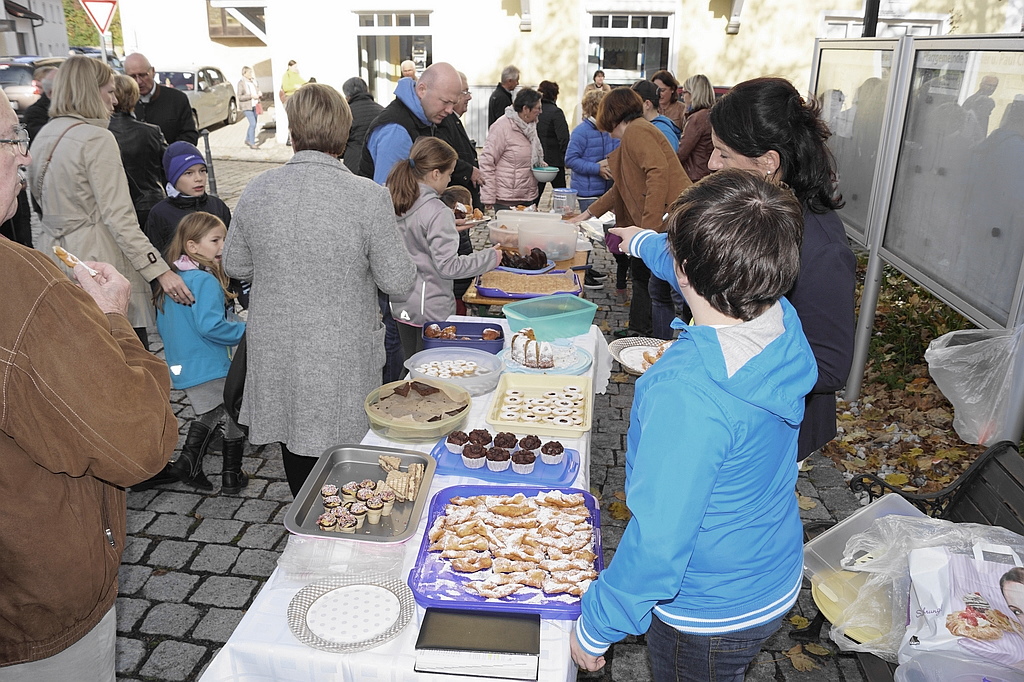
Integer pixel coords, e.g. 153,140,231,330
407,484,603,620
421,320,505,355
502,294,598,341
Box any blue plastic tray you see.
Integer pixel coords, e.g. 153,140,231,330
428,439,580,486
474,271,582,299
407,484,603,620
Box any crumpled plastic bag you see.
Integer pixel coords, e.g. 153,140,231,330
828,515,1024,663
925,326,1024,445
277,534,406,582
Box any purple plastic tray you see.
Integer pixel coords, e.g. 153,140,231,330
474,271,582,299
428,439,581,486
421,320,504,355
407,484,602,620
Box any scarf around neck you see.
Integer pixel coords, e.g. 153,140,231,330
504,105,545,168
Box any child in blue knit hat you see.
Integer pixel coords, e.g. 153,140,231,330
144,141,233,257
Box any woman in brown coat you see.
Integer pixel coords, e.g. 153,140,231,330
573,88,690,338
677,74,716,182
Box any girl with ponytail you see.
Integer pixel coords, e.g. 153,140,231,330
386,137,502,359
706,76,857,463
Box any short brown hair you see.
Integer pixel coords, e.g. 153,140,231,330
49,55,115,120
113,74,139,113
286,83,351,156
595,87,643,133
665,168,803,320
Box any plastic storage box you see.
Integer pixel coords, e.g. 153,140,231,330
518,222,577,261
488,210,563,250
404,347,504,396
503,294,598,341
420,320,504,354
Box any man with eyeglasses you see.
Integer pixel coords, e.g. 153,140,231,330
0,85,177,681
124,53,199,146
436,71,484,210
0,122,30,246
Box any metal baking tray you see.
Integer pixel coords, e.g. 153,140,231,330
283,444,436,543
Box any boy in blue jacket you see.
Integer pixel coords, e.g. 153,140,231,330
571,169,818,680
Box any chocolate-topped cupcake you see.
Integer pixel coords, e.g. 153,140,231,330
486,446,511,472
511,450,536,475
320,484,338,499
359,479,376,489
341,481,359,502
468,429,492,447
336,511,357,533
462,443,487,469
349,502,367,529
366,496,384,524
540,440,564,465
518,434,542,451
316,512,338,531
446,430,469,454
355,487,375,502
493,432,518,450
322,495,342,509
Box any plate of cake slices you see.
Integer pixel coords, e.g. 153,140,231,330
498,328,592,375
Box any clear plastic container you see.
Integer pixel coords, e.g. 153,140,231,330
503,294,598,341
518,222,577,261
404,347,504,396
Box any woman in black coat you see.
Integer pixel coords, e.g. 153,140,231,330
108,74,166,229
536,80,570,198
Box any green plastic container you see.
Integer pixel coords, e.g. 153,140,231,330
502,294,598,341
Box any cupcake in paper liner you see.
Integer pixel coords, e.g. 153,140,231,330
446,430,469,454
493,431,518,451
486,446,511,472
540,440,564,465
512,450,536,475
462,443,487,469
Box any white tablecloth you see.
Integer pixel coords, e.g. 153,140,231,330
199,321,610,682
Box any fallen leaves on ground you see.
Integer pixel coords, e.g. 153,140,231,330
789,615,810,629
785,644,819,672
797,493,818,510
804,642,831,657
607,500,631,521
823,364,986,494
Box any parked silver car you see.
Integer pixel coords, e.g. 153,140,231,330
158,66,237,129
0,56,64,120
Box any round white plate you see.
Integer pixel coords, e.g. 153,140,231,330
608,337,673,376
287,574,414,653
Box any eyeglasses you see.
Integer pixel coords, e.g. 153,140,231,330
460,89,471,96
0,125,29,156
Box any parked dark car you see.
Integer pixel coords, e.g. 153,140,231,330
0,56,64,120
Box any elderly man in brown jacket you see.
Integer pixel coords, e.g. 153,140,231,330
0,82,177,682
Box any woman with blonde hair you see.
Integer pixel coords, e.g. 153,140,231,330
677,74,716,181
224,83,416,496
31,55,191,348
386,136,501,359
108,73,167,228
237,66,262,149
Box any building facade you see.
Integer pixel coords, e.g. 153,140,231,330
1,0,67,57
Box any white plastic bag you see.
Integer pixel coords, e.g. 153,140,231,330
925,325,1024,445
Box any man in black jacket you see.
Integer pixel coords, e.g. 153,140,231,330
436,71,483,209
23,65,56,142
487,65,519,128
125,53,199,145
341,77,383,174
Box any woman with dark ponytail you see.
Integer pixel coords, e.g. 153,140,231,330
708,77,856,463
386,137,501,359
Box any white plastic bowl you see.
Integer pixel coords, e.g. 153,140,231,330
532,166,558,182
404,347,505,396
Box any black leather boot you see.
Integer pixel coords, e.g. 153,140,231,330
169,422,214,491
221,437,249,494
129,462,180,491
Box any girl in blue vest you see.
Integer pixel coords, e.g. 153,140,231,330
155,212,247,494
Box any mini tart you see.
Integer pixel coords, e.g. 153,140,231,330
486,446,511,472
446,430,469,454
493,431,518,449
540,440,565,465
322,495,342,509
462,443,488,469
518,434,542,451
468,429,492,446
316,512,338,531
511,449,536,474
340,482,359,502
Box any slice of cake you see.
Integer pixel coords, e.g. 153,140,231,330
510,328,554,368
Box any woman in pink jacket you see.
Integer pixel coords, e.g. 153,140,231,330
480,87,545,211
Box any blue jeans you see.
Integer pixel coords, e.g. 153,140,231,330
646,614,784,682
244,109,258,145
649,275,688,340
378,290,405,384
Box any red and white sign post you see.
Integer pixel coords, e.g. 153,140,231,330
78,0,118,65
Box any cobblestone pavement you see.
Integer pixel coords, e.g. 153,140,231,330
112,154,873,681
